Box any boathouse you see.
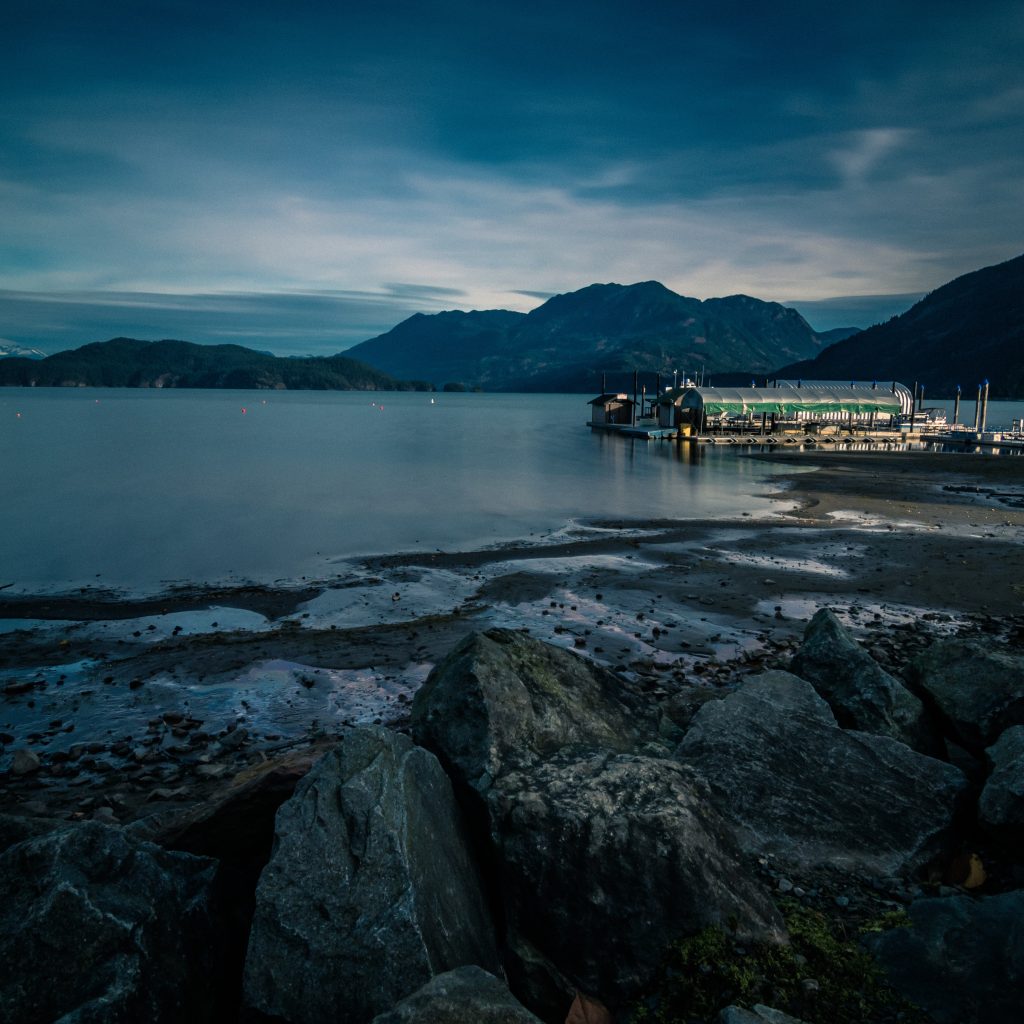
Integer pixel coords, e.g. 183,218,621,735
658,381,906,430
588,392,635,426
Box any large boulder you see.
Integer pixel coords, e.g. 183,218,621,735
371,966,543,1024
865,892,1024,1024
243,726,500,1024
910,640,1024,750
487,751,785,1015
675,671,968,876
410,628,655,792
979,724,1024,838
0,821,219,1024
790,608,934,752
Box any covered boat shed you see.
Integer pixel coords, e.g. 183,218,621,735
588,392,635,425
659,383,904,430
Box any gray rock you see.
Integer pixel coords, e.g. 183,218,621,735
910,640,1024,749
719,1006,809,1024
0,812,68,854
675,671,968,875
790,609,933,751
0,820,218,1023
11,748,40,775
979,724,1024,837
866,891,1024,1024
657,685,726,743
488,750,785,1013
371,966,543,1024
243,726,500,1024
411,628,654,792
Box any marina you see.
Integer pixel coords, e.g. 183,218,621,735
588,377,1014,449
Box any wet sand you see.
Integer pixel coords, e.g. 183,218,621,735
2,447,1023,825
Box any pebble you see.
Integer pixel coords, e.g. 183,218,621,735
11,749,41,775
777,878,794,893
219,728,249,751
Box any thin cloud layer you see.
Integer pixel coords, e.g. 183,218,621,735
1,1,1021,353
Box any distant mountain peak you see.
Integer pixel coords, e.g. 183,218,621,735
773,252,1024,397
0,340,46,359
344,279,833,391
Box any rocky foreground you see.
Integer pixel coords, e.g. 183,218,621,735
1,611,1022,1024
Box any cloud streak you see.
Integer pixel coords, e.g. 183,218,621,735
0,2,1021,352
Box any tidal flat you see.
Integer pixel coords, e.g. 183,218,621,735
1,448,1022,827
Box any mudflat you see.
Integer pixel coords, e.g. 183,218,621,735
1,447,1022,824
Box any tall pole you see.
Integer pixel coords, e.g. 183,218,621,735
919,385,925,410
632,370,638,426
601,372,606,395
973,385,981,431
980,380,990,432
953,385,960,426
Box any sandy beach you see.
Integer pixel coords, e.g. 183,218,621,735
2,447,1023,825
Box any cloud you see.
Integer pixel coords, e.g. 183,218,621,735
828,128,913,184
0,2,1021,340
0,288,466,356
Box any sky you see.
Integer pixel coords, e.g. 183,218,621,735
1,0,1022,355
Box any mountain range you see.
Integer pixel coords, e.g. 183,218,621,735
345,282,852,392
1,254,1020,396
0,338,430,391
775,253,1024,398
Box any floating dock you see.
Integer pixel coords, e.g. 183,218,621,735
930,430,1024,451
588,422,933,446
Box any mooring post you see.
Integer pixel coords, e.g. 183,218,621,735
632,370,638,426
980,380,990,432
641,384,647,420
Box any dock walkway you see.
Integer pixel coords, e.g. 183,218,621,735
588,422,930,446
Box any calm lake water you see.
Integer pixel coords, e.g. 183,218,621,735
3,389,1022,595
1,389,796,594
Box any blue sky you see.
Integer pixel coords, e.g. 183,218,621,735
1,1,1021,354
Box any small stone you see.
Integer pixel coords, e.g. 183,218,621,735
777,878,793,893
219,728,248,750
800,978,820,994
11,749,40,775
834,895,850,908
92,806,117,824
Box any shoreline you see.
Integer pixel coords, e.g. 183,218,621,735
2,447,1023,825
